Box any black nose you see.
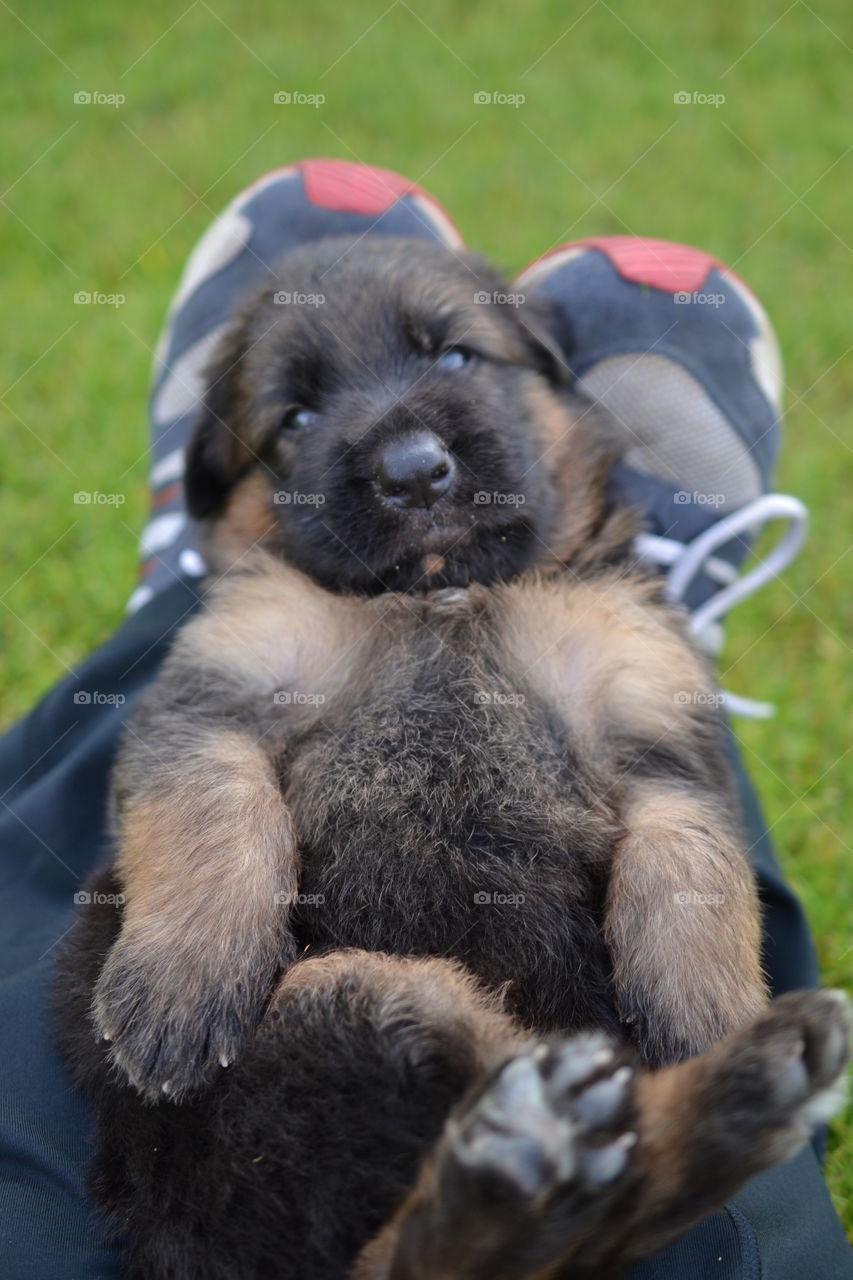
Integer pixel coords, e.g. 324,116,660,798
373,431,455,509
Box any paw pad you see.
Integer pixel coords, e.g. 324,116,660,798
450,1034,636,1205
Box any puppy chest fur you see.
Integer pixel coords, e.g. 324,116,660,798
283,606,623,1034
165,560,717,1039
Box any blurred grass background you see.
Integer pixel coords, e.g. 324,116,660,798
1,0,851,1229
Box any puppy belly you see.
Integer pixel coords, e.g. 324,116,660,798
284,709,622,1038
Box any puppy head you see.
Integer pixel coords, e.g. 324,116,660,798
185,236,620,593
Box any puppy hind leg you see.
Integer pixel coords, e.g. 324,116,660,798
356,992,851,1280
356,1028,643,1280
218,950,523,1280
581,987,852,1276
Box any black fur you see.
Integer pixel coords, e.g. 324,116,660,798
55,877,489,1279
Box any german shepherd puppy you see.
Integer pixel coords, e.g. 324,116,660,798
54,237,851,1280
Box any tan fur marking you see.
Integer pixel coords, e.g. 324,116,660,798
94,727,301,1092
605,786,767,1056
632,1057,706,1202
497,571,708,749
176,555,378,704
117,729,298,923
421,553,445,576
524,381,575,456
202,470,280,572
496,571,767,1060
274,950,520,1063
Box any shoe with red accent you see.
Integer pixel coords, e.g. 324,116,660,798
516,238,807,717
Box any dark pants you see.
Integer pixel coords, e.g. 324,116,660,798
0,578,850,1278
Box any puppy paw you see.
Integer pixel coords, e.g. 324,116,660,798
444,1033,636,1236
93,933,270,1103
700,988,851,1168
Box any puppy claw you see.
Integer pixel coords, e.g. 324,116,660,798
93,933,267,1102
776,1046,810,1107
543,1036,615,1093
580,1132,637,1187
573,1065,633,1127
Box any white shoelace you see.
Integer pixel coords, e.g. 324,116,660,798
635,493,809,719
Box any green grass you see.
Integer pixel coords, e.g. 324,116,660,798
2,0,852,1231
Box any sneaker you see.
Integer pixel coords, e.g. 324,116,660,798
516,237,807,717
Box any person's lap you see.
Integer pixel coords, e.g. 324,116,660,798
1,160,849,1278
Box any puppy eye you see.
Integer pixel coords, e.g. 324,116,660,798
436,347,471,371
281,406,317,432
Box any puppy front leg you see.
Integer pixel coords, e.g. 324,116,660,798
605,781,766,1066
94,725,298,1101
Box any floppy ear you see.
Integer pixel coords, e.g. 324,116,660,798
511,292,575,387
183,326,248,519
